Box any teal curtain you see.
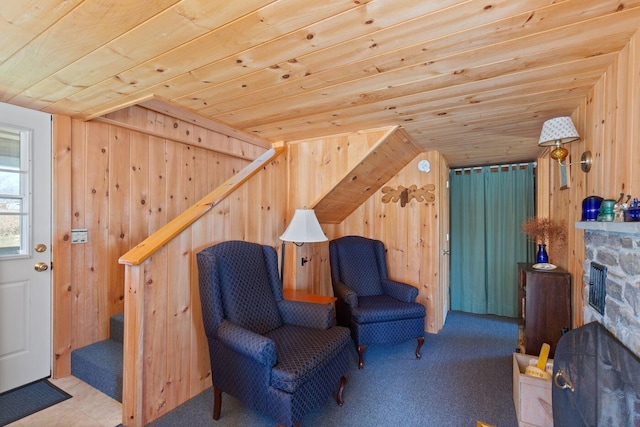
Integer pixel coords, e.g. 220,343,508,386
449,164,535,317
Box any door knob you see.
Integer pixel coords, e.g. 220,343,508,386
442,250,451,255
34,262,49,272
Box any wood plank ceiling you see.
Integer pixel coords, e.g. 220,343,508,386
1,0,639,168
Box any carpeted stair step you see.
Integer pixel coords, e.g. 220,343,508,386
110,313,124,343
71,339,123,402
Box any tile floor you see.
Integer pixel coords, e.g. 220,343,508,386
7,376,122,427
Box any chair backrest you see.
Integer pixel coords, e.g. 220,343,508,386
197,240,283,336
329,236,389,296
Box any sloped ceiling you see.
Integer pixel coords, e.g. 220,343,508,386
1,0,639,167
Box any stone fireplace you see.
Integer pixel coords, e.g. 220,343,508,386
553,222,640,425
577,221,640,358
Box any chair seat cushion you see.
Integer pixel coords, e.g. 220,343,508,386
265,324,351,393
352,295,425,324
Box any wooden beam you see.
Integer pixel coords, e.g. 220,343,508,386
92,116,260,161
312,127,422,223
138,97,272,149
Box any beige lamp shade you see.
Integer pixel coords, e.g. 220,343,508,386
538,116,580,147
538,116,580,163
279,209,327,244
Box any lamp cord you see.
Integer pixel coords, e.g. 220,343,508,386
280,241,286,283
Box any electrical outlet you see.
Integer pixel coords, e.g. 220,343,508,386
71,229,88,244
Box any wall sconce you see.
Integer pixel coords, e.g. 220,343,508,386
538,116,592,172
279,208,327,281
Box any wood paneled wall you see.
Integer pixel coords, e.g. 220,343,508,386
283,129,385,291
335,151,448,333
52,105,270,377
287,131,449,333
121,157,286,426
540,29,640,328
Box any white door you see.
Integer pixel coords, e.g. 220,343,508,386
0,102,52,393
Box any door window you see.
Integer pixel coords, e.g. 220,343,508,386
0,126,30,257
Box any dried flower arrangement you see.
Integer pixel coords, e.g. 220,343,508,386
521,217,567,250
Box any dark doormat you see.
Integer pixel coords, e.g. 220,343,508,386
0,378,72,426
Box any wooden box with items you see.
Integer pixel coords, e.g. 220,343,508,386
513,343,554,427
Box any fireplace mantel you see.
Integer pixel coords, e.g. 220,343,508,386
575,221,640,235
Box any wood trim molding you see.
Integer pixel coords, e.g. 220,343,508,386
92,116,258,161
52,114,73,378
139,97,272,149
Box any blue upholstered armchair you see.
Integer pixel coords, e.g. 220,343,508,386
329,236,426,369
197,240,351,427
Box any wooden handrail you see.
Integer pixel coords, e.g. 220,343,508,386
119,146,285,266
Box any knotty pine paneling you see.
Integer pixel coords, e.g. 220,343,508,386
108,125,131,318
121,160,286,426
52,115,73,377
287,130,447,333
52,105,270,379
70,118,87,351
284,129,386,290
541,29,640,329
312,128,422,224
335,152,446,333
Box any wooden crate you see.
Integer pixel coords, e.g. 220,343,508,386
512,353,554,427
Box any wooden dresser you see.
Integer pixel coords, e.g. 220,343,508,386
517,263,571,358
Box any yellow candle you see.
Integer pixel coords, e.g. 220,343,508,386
536,343,550,371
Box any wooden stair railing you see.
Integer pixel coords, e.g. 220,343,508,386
119,146,284,266
117,145,283,427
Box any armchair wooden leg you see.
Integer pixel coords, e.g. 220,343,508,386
415,337,425,359
213,387,222,420
357,344,368,369
336,373,348,406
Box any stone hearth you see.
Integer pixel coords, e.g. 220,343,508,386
561,222,640,426
576,221,640,357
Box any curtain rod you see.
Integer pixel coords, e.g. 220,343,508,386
452,161,536,172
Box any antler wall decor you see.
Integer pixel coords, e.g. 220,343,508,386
381,184,436,207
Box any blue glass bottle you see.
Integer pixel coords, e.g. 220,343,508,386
536,244,549,263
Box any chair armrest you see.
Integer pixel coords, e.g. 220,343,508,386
278,300,333,329
381,279,418,302
334,281,358,308
217,320,277,367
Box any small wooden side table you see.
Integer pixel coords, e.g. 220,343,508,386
282,289,337,305
282,289,337,320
